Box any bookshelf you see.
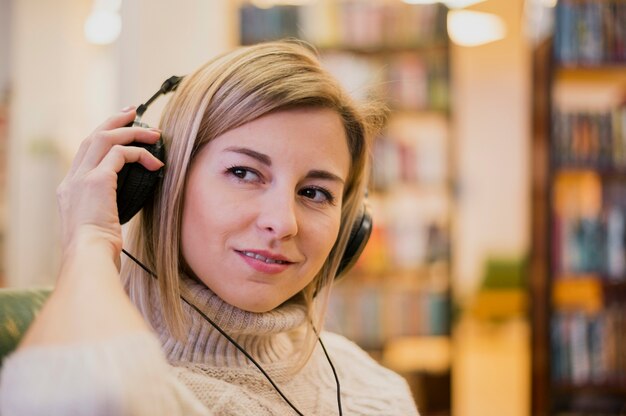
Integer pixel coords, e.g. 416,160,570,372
531,1,626,414
238,2,453,414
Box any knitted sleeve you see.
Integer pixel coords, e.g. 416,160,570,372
0,331,211,416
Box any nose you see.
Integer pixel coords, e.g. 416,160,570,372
256,188,299,240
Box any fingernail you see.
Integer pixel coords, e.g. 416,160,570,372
149,127,162,133
121,105,135,112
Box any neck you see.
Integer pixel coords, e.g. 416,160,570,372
148,275,308,367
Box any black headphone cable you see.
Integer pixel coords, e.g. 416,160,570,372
121,248,343,416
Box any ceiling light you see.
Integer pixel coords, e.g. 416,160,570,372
84,10,121,45
447,10,507,47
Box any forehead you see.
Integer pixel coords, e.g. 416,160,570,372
200,108,351,178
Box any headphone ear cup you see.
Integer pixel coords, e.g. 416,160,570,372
336,204,372,279
116,138,165,225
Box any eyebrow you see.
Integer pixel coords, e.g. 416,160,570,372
224,146,345,185
306,170,345,185
224,146,272,166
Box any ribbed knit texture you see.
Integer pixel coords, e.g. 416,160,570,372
152,275,306,368
148,276,420,415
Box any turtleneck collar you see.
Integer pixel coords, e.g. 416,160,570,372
150,275,309,367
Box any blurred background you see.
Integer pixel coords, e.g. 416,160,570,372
0,0,625,415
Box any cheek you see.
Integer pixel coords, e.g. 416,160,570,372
180,193,203,267
304,214,342,263
180,185,224,267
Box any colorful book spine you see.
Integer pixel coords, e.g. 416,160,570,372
551,304,626,387
326,285,449,348
552,106,626,171
239,2,447,50
554,0,626,65
552,181,626,281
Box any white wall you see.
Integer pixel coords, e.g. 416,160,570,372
7,0,93,288
118,0,236,125
451,0,531,301
451,4,531,416
5,0,235,287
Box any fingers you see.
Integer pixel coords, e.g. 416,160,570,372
77,127,162,174
98,144,165,177
70,107,162,176
72,107,137,166
56,109,164,251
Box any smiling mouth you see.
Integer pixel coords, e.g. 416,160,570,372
238,251,291,265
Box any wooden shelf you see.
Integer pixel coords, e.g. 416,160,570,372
552,276,602,313
553,382,626,397
553,167,626,179
531,3,626,410
555,65,626,77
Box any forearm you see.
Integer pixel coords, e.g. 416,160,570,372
19,231,150,348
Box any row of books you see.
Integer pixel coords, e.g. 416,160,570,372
239,3,447,49
357,200,450,273
385,51,449,111
239,5,299,47
326,285,449,348
552,106,626,170
328,1,447,49
552,181,626,281
321,50,449,111
553,215,609,277
554,0,626,65
551,307,626,387
371,131,448,191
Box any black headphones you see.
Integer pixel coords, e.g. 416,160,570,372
116,76,372,278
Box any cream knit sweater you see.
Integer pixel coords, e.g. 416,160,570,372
0,276,419,416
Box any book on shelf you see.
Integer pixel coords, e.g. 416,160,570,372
239,1,448,50
551,304,626,388
326,282,450,349
552,105,626,171
321,50,449,112
554,0,626,66
239,4,300,46
552,168,626,282
371,136,448,192
385,50,449,111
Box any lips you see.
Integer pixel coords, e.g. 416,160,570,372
236,249,295,274
239,250,291,264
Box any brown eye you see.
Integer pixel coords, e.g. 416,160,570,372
226,166,261,182
299,187,335,205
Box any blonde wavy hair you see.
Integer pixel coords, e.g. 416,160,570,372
122,40,386,369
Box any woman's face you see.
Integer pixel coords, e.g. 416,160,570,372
181,107,351,312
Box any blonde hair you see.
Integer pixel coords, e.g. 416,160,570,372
122,40,386,370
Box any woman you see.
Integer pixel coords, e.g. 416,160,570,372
0,41,419,415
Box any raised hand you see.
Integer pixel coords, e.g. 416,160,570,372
56,107,164,257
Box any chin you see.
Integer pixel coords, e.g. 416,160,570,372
238,292,307,314
234,300,279,314
223,293,282,313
